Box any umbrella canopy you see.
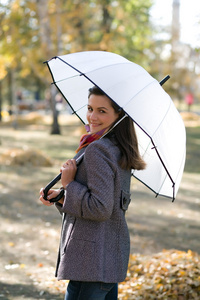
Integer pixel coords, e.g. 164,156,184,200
45,51,186,201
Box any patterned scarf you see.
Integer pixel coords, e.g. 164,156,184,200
76,126,108,153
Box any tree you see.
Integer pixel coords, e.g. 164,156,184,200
36,0,61,134
0,0,155,130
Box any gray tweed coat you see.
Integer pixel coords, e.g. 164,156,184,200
55,136,131,283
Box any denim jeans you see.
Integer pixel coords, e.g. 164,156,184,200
64,280,118,300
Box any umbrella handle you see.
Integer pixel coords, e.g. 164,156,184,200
43,173,62,202
43,152,85,203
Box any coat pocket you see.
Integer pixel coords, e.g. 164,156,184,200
63,238,96,277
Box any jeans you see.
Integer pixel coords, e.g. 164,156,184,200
64,280,118,300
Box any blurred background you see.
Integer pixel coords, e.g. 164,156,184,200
0,1,200,299
0,0,199,132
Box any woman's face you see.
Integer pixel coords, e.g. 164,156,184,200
87,94,119,134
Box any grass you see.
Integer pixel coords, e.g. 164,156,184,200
0,114,200,299
185,126,200,173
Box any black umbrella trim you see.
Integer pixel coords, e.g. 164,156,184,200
131,173,175,201
44,58,86,124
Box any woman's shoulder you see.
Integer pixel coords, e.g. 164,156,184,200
89,137,118,151
85,137,120,159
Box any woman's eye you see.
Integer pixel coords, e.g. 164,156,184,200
88,107,92,111
99,110,106,113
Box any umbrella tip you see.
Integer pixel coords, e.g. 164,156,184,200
43,56,59,64
159,75,170,86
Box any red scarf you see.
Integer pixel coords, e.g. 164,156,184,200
76,127,108,153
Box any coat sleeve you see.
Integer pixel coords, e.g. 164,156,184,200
60,141,118,221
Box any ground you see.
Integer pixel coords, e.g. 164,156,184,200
0,114,199,299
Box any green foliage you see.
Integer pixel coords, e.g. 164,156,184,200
0,0,154,89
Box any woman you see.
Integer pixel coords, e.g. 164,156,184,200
39,86,146,300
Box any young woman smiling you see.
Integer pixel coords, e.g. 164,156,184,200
39,86,146,300
86,91,119,134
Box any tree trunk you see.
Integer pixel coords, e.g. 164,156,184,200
0,81,2,122
7,70,13,116
36,0,61,134
50,85,61,134
102,0,112,33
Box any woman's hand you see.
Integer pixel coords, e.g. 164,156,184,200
39,188,61,206
60,159,77,188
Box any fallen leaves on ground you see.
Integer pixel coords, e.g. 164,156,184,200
180,112,200,127
25,249,200,299
2,112,44,125
3,249,200,299
180,111,200,121
0,148,53,166
118,249,200,299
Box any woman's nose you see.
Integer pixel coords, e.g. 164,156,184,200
90,111,98,120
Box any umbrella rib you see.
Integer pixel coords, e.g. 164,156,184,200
52,57,121,110
55,82,85,124
50,56,83,75
146,100,176,201
121,81,176,200
122,80,156,110
48,56,150,121
46,57,123,123
53,57,154,118
52,74,80,84
46,59,87,124
151,138,175,201
51,56,132,82
130,117,175,201
46,57,134,124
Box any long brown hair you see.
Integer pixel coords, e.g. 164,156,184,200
88,86,146,171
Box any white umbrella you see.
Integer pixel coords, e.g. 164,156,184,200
45,51,186,201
